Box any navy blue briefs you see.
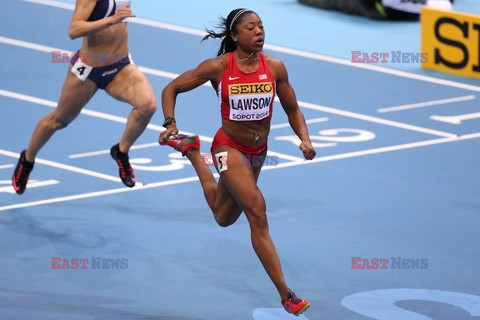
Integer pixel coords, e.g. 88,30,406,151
70,51,132,90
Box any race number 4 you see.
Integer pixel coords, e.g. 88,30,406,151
70,59,92,82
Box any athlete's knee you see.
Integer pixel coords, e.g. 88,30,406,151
248,211,269,230
134,93,156,118
46,113,70,130
244,194,268,230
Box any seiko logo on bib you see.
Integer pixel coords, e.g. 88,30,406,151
229,83,273,95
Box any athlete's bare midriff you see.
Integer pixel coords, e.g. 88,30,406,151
222,119,270,146
80,23,129,67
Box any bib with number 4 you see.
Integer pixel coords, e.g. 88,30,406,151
71,59,93,81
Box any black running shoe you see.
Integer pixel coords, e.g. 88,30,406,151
110,144,136,188
12,150,34,195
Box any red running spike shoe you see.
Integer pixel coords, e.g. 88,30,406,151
282,289,310,316
160,134,200,156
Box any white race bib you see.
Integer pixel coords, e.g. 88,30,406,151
228,82,274,121
214,151,229,173
70,59,92,82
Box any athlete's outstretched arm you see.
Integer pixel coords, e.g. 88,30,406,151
159,58,225,142
272,58,316,160
68,0,133,39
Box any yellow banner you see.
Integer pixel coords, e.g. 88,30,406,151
421,7,480,79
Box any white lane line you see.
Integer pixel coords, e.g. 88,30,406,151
377,95,476,113
135,66,211,88
0,36,67,55
3,132,480,211
267,151,303,162
0,164,15,169
431,112,480,124
21,0,480,93
297,100,458,138
270,117,328,130
0,179,59,194
0,149,123,183
69,142,160,159
0,89,213,142
262,132,480,171
0,176,201,212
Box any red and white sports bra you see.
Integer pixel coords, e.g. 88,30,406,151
218,52,276,122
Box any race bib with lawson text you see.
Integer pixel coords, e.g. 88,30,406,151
228,82,274,121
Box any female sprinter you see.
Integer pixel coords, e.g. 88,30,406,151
12,0,156,194
158,8,315,316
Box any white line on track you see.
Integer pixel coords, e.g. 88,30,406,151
0,179,59,194
0,149,123,183
431,112,480,125
245,132,480,171
69,142,160,159
297,100,457,138
0,89,213,142
270,117,328,130
377,95,476,113
0,175,203,212
21,0,480,93
267,151,303,162
3,132,480,211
